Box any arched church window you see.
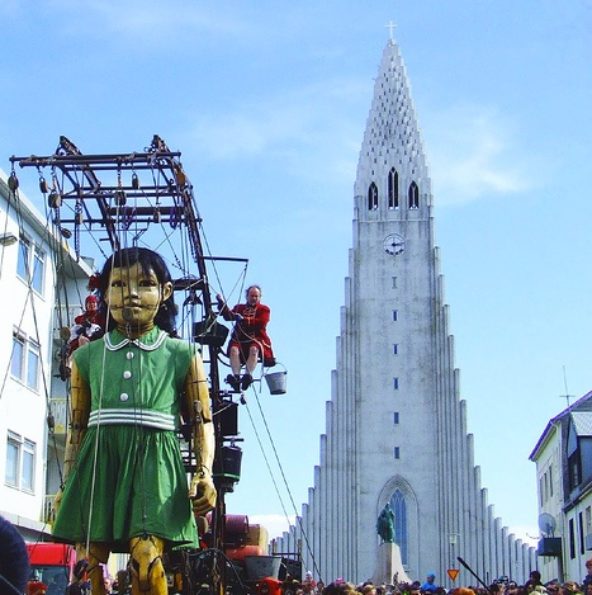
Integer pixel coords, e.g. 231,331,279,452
408,181,419,209
389,489,408,565
388,168,399,209
368,182,379,210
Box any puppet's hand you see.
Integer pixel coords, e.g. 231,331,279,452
189,474,217,516
53,488,63,517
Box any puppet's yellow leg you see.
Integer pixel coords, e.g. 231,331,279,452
129,535,167,595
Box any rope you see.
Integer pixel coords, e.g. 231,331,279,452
245,381,322,581
242,394,292,531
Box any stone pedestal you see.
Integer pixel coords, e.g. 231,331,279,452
372,542,411,586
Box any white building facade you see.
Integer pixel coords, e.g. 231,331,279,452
531,392,592,584
272,38,536,585
0,171,92,540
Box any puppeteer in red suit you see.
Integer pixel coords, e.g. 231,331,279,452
217,285,275,391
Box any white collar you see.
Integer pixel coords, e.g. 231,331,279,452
104,329,168,352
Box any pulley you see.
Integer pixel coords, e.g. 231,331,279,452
48,190,62,209
8,172,19,191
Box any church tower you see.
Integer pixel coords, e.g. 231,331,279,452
274,37,535,584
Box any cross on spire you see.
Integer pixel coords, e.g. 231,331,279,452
386,20,397,42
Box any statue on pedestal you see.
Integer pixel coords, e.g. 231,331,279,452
376,503,396,543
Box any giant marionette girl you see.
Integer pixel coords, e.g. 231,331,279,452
52,247,216,595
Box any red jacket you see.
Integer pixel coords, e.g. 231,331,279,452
220,302,275,365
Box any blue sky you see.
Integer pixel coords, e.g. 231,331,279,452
2,1,591,547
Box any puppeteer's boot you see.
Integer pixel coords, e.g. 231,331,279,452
241,373,253,390
226,374,241,392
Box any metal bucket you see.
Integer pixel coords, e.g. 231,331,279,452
264,364,287,395
245,555,282,580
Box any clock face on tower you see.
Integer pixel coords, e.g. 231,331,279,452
383,233,406,256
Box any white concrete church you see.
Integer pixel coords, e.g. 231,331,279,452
272,37,537,586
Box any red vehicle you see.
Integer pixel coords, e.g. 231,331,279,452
26,543,76,594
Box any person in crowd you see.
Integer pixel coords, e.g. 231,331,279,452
420,573,438,593
303,571,318,594
583,559,592,591
526,572,544,593
561,582,582,595
217,284,275,391
0,515,30,595
52,248,216,595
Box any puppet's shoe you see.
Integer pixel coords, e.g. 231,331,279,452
226,374,241,392
241,374,253,391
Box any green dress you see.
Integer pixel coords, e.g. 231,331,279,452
52,326,199,552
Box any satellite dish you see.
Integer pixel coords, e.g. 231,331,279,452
538,513,556,536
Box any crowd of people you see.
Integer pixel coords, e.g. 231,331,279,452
282,569,592,595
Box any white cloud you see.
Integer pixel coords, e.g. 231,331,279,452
184,77,367,183
422,104,536,206
46,0,246,39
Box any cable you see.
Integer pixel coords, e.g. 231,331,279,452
249,382,322,581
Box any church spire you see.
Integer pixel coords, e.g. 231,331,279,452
355,36,431,211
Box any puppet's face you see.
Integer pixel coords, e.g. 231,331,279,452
105,262,172,331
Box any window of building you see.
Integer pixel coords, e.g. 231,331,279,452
11,331,40,391
408,181,419,209
11,333,25,381
394,447,400,459
549,464,553,497
580,512,585,555
544,471,549,502
570,518,576,559
31,246,45,293
586,506,592,537
392,276,397,289
393,344,398,355
393,377,399,390
393,412,399,424
388,168,399,209
27,341,40,391
390,489,408,564
17,237,45,295
5,433,19,487
16,239,30,280
5,432,35,492
539,476,543,506
568,451,581,491
392,310,398,322
368,183,379,210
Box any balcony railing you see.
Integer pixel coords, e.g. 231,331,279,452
43,494,56,525
50,397,68,434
